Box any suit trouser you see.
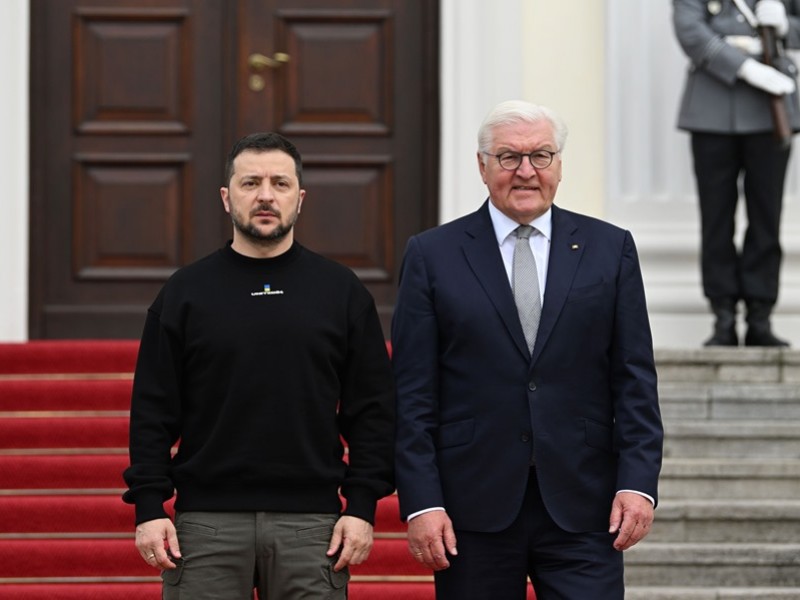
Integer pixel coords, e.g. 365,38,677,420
690,131,790,305
161,511,348,600
433,469,623,600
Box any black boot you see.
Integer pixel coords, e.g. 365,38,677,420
703,299,738,347
745,301,790,347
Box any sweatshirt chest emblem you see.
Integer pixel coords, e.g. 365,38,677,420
251,283,284,297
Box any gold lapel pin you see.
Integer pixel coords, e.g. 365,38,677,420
571,244,579,250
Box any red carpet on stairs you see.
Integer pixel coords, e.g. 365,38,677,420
0,378,133,411
0,340,139,375
0,454,129,489
0,340,535,599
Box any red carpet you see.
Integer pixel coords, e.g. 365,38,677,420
0,584,162,600
0,454,129,489
0,340,139,374
0,416,129,449
0,378,133,411
0,340,534,599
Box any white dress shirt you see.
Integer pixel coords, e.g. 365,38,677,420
488,200,551,301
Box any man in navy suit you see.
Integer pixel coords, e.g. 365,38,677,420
392,100,664,599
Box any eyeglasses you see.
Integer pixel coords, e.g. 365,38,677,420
483,150,559,171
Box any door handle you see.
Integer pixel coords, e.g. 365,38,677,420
248,52,290,70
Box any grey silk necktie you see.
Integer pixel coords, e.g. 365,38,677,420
513,225,541,353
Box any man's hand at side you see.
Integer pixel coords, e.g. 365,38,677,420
608,491,655,551
327,515,374,572
135,518,181,569
406,510,458,571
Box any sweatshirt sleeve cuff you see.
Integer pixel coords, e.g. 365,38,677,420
342,488,381,525
128,490,172,525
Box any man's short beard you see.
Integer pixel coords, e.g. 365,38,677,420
231,209,299,246
236,219,292,243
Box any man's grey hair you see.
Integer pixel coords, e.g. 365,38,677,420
477,100,569,160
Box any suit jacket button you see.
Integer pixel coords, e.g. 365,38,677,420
528,382,536,391
521,433,530,442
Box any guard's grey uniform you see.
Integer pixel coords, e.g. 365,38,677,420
673,0,800,306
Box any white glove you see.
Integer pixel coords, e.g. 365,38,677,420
724,34,763,55
756,0,790,38
738,58,796,94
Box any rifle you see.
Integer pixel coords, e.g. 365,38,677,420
758,24,793,149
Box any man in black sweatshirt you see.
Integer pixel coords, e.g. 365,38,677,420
122,132,395,599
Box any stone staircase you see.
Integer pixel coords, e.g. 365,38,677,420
626,348,800,600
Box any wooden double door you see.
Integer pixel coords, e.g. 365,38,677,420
29,0,439,339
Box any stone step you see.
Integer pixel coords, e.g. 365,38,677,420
625,543,800,587
651,499,800,543
634,350,800,598
626,587,800,600
663,421,800,458
659,458,800,499
660,382,800,421
655,348,800,385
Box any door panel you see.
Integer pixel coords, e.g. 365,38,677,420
29,0,438,339
234,0,438,332
30,0,227,338
245,8,393,136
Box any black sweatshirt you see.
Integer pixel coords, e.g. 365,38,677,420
123,242,395,526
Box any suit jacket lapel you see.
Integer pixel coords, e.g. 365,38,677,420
531,205,584,365
461,202,531,360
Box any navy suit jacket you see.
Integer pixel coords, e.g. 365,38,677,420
392,202,663,534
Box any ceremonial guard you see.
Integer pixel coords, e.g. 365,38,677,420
673,0,800,346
